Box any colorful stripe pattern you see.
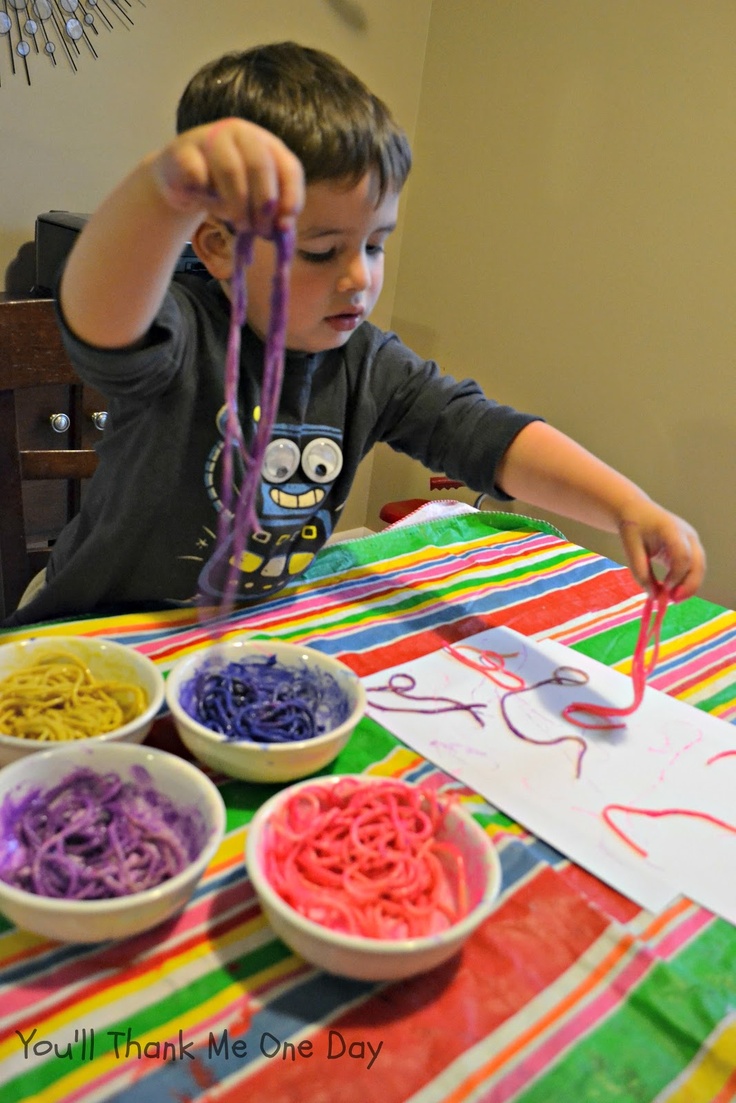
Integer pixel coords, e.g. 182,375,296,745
1,512,734,1103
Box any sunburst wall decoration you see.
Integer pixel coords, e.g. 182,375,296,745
0,0,145,85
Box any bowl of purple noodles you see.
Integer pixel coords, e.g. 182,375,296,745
165,638,366,783
0,742,225,942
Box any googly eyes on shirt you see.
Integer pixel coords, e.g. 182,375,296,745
301,438,344,483
261,437,344,485
262,438,301,483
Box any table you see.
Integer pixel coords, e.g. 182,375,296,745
1,509,735,1103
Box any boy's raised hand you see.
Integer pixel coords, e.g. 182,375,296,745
60,118,305,348
616,501,705,603
495,420,706,603
151,118,305,234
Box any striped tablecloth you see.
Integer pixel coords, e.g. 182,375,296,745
1,511,735,1103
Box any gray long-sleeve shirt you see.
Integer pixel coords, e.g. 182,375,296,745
6,277,539,625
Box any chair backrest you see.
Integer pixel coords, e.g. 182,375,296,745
0,298,98,619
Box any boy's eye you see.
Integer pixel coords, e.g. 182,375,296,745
297,243,385,264
298,248,336,264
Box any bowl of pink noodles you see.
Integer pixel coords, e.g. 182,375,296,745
165,638,366,783
245,774,502,981
0,742,226,942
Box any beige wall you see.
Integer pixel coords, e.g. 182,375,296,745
376,0,735,609
0,0,432,531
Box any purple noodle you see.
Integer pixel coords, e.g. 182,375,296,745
208,226,295,614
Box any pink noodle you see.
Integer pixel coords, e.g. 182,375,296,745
562,588,669,729
443,643,525,691
707,751,736,766
603,802,736,858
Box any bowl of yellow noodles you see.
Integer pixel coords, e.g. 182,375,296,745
0,636,165,767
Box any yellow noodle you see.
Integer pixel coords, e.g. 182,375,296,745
0,650,147,741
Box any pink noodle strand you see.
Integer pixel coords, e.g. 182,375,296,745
563,587,669,730
443,644,525,691
707,751,736,766
603,802,736,858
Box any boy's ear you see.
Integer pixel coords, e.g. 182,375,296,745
191,218,234,279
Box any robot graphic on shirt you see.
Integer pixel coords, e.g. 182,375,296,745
196,405,344,600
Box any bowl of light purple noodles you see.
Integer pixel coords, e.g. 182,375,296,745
165,638,366,783
0,742,225,942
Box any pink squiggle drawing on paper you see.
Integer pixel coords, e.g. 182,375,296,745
429,740,490,760
443,642,592,777
646,730,705,782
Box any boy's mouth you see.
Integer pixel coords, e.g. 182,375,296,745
324,309,364,332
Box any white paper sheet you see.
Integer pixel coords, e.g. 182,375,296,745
364,627,736,919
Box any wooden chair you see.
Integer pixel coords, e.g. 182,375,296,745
0,298,99,619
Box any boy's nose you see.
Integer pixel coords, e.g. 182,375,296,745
336,252,371,294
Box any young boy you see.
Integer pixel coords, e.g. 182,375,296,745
7,41,704,626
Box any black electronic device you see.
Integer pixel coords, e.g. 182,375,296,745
34,211,208,296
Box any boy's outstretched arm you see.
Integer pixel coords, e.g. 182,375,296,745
59,119,304,349
495,420,705,600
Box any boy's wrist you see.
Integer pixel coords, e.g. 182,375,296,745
610,489,654,528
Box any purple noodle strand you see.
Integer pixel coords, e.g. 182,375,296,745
202,224,295,617
366,672,487,727
499,666,590,779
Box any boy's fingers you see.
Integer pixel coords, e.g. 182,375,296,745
273,145,305,222
154,145,213,212
242,137,303,232
662,529,706,601
155,121,305,234
618,519,653,595
200,121,303,232
619,516,706,602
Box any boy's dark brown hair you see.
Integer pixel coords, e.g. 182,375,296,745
176,41,412,199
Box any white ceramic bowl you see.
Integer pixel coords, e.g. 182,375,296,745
165,638,366,784
0,635,165,767
0,742,226,942
245,775,502,981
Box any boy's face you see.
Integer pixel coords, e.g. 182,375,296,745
244,172,399,353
